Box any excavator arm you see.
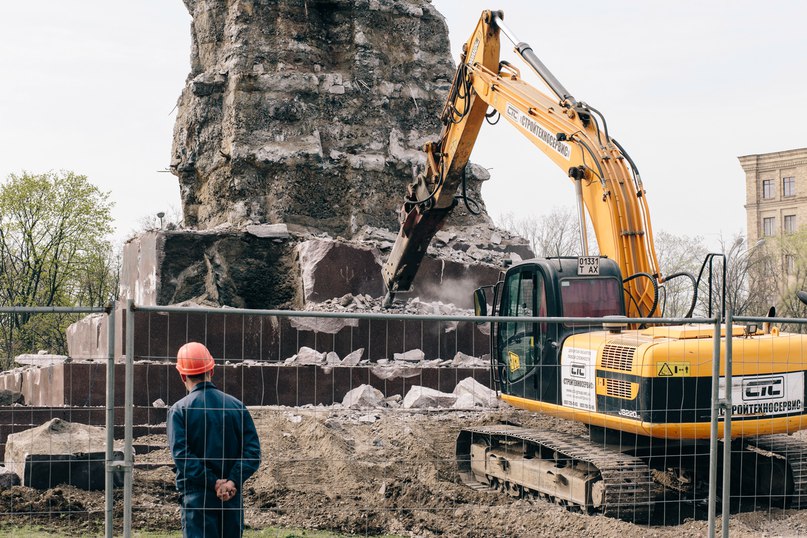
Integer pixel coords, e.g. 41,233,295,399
382,10,662,317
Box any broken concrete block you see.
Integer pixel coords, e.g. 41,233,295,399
393,349,425,362
289,316,359,334
298,240,385,303
340,348,364,367
5,418,123,490
452,352,488,368
287,346,326,366
371,364,421,380
453,377,499,408
342,385,385,409
402,386,457,409
14,353,69,367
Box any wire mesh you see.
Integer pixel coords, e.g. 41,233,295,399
1,306,807,537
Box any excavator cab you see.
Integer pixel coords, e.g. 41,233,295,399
479,257,625,405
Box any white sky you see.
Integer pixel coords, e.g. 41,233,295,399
1,1,806,248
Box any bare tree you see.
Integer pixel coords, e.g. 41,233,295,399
654,231,708,317
497,206,593,258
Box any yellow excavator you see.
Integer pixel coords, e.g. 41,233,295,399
382,10,807,520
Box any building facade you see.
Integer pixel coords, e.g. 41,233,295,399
740,147,807,246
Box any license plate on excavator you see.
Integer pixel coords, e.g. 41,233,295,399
578,257,600,275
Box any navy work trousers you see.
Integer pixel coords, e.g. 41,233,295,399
180,490,243,538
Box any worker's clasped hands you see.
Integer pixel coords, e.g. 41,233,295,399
215,479,237,502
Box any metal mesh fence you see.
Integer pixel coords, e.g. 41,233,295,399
0,305,806,537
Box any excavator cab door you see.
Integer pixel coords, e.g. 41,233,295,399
497,266,552,400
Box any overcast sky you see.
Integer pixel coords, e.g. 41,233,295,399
1,1,805,249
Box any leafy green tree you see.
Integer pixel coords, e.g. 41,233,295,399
0,171,115,362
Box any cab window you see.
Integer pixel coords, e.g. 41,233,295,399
560,277,623,324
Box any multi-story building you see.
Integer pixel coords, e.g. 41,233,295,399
740,147,807,247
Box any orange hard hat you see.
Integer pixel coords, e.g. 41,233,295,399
176,342,214,376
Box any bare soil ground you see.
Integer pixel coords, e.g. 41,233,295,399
4,407,807,537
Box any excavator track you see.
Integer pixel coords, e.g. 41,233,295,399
457,425,658,521
749,434,807,508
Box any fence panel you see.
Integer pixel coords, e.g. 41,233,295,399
2,305,807,537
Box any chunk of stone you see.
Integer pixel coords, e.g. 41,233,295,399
453,377,499,408
393,349,425,362
298,240,385,303
402,386,457,409
452,352,488,368
5,418,123,490
287,346,326,366
14,354,69,367
342,385,385,409
325,352,341,365
371,364,421,380
340,348,364,367
290,316,359,334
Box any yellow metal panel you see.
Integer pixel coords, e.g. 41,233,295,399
501,394,807,439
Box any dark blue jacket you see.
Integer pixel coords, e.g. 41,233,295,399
167,381,261,494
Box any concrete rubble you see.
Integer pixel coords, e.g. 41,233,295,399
5,418,123,490
452,351,489,368
452,377,499,408
15,352,70,367
402,386,457,409
342,384,386,409
341,378,500,411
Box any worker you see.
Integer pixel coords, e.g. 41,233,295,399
167,342,261,538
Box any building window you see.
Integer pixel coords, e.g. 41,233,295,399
785,254,795,275
762,179,774,199
785,214,797,234
763,217,775,236
783,176,796,198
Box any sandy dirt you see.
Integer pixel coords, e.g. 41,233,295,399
3,406,807,537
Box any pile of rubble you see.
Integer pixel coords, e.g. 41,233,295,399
341,377,499,412
310,292,471,315
281,345,488,378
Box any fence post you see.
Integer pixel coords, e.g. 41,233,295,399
124,299,135,538
707,315,721,537
721,309,733,537
105,302,116,538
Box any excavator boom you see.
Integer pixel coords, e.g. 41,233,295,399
382,11,661,317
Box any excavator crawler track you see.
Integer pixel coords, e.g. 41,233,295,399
457,425,658,521
749,434,807,508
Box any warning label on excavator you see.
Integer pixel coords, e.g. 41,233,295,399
657,362,691,377
508,351,520,373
